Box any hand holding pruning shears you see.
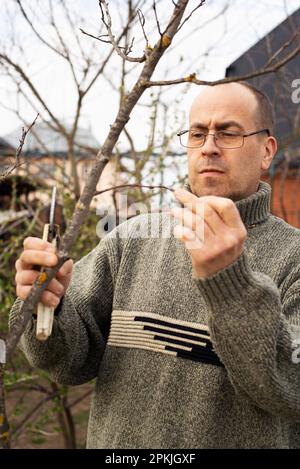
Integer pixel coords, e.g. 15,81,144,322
15,187,73,340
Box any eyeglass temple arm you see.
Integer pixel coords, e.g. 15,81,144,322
243,129,270,137
177,130,189,137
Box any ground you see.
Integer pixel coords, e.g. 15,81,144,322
6,381,93,448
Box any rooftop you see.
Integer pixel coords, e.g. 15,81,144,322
4,122,100,156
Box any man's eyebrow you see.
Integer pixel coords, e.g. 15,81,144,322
215,121,244,131
190,121,245,131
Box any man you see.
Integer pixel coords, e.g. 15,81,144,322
10,82,300,448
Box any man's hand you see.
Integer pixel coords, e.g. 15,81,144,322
170,188,247,279
15,237,73,308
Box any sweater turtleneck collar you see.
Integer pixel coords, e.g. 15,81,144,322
235,180,271,228
184,180,271,228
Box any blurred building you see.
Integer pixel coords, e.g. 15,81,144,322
0,122,126,214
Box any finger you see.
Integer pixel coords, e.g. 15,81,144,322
19,250,58,268
15,269,39,285
173,224,204,251
15,258,33,273
173,189,225,232
174,188,199,207
15,270,65,297
174,189,241,228
171,203,227,239
202,202,227,235
171,206,211,237
173,189,203,219
202,196,242,228
23,236,57,253
16,285,61,308
56,259,73,280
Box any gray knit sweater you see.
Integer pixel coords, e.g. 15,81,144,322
9,181,300,448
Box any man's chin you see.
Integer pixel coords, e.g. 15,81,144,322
191,183,229,199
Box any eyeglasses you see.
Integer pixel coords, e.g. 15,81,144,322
177,128,270,149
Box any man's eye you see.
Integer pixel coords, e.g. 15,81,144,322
191,132,205,138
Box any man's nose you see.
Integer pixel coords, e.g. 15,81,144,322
200,133,221,156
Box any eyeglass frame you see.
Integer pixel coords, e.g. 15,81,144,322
177,128,270,149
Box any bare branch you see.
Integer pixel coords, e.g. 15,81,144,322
177,2,229,47
153,1,163,37
48,0,80,90
137,8,148,45
264,26,300,68
94,183,174,196
98,0,146,62
67,388,93,410
126,36,136,56
79,28,113,44
5,0,191,362
15,0,67,60
12,392,60,437
0,52,67,136
59,0,90,63
177,0,206,33
0,113,39,182
144,40,300,87
0,366,10,448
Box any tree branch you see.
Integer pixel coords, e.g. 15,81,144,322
0,113,39,182
264,26,300,68
5,0,191,362
98,0,146,62
0,53,67,136
15,0,67,59
94,183,174,196
176,0,206,33
144,41,300,87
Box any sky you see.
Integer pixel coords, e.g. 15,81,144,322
1,0,300,154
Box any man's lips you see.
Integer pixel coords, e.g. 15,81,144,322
199,169,225,174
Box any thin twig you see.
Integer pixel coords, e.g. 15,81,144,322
264,26,300,68
15,114,39,161
143,40,300,87
0,52,67,135
177,0,206,33
137,8,148,45
153,1,163,37
0,113,39,182
79,29,115,45
67,388,93,410
12,392,60,437
98,0,146,62
16,0,67,60
94,183,174,196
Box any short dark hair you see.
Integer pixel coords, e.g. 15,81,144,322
239,81,275,136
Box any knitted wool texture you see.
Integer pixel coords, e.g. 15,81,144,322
9,181,300,448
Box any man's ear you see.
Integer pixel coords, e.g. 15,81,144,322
261,136,277,171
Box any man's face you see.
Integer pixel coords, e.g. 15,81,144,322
187,83,277,201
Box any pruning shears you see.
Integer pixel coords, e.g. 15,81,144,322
36,186,60,341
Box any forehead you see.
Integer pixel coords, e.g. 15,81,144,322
189,83,258,127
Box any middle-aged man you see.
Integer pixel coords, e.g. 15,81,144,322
10,82,300,448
